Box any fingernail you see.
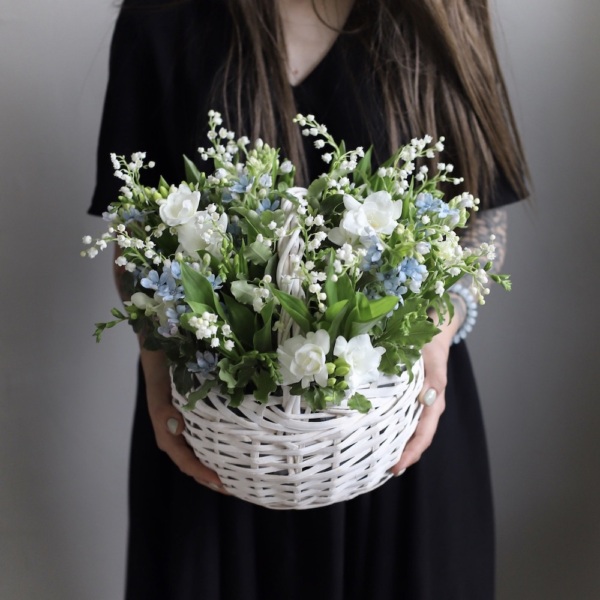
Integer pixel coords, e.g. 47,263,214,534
421,388,437,407
394,468,407,477
208,482,223,491
167,417,179,435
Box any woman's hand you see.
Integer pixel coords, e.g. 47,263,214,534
140,346,228,494
390,314,458,475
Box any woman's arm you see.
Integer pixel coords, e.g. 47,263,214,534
391,207,508,474
113,247,226,492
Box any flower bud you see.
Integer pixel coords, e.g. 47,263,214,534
334,366,350,377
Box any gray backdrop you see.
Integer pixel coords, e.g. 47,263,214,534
1,0,599,598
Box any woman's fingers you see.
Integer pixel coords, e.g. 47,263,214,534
139,347,228,493
391,334,450,475
391,394,446,473
148,396,228,494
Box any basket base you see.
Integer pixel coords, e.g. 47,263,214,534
173,359,424,509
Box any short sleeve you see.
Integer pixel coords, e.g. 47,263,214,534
88,5,163,216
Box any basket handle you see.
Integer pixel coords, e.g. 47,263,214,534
275,197,305,413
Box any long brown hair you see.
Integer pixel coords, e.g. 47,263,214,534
221,0,529,204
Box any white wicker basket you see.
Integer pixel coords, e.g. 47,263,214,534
171,197,424,509
172,363,423,509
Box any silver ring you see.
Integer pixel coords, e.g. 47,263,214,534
421,388,437,407
166,417,179,435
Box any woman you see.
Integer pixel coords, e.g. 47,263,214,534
90,0,528,598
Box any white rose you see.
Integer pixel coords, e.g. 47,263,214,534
277,330,330,388
333,334,385,389
159,183,200,226
332,192,402,244
177,211,228,259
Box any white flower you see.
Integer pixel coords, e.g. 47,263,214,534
177,210,228,258
329,191,401,245
159,183,200,226
280,160,293,174
277,330,330,388
333,334,385,389
286,186,308,202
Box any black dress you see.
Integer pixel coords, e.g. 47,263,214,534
90,2,518,598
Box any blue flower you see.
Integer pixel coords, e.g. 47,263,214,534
360,234,384,271
399,257,428,293
415,192,441,215
377,269,408,300
229,174,254,194
141,268,184,302
415,192,460,225
157,304,189,338
206,273,223,290
256,197,281,213
140,270,160,290
169,261,182,280
120,207,145,224
187,351,218,377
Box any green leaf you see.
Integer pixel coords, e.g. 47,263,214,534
324,299,348,322
319,193,345,216
230,280,258,305
231,207,266,236
217,358,238,390
172,363,196,396
181,263,217,309
356,294,398,322
306,177,328,201
348,393,372,413
253,300,274,352
245,241,272,265
252,369,278,402
222,294,255,346
270,288,313,333
185,301,215,316
183,378,216,409
335,273,355,302
183,155,202,186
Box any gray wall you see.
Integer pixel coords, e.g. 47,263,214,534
0,0,598,598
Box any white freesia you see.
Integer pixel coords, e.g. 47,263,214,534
329,191,402,245
159,183,200,226
333,334,385,389
277,330,330,388
177,210,228,258
286,186,308,201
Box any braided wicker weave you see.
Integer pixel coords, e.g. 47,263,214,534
172,363,423,509
172,196,424,509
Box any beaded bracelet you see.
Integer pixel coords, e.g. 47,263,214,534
448,282,479,345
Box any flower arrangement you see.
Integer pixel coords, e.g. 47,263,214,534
84,111,508,414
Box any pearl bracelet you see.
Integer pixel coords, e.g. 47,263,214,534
448,282,479,345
